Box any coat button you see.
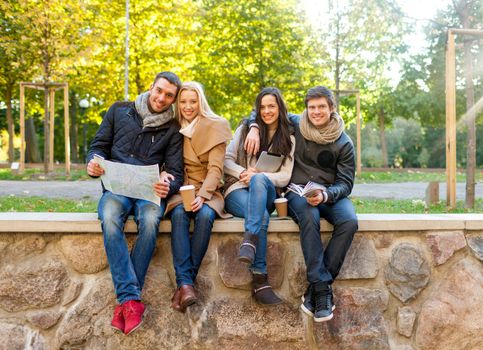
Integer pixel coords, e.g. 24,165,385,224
130,154,134,157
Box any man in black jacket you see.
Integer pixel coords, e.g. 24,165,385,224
87,71,184,335
244,86,358,323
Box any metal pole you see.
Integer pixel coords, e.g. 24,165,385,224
124,0,129,101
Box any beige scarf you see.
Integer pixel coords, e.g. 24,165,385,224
134,91,174,128
179,116,200,138
299,109,345,145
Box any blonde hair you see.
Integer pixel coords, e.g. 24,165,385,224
175,81,221,128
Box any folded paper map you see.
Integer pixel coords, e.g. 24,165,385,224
93,155,160,205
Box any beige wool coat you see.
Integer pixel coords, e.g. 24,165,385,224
166,116,232,218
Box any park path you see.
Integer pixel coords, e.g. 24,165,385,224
0,180,481,201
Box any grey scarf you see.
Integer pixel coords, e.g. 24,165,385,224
299,110,345,144
134,91,174,128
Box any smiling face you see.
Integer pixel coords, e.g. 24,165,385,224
307,96,334,128
178,89,199,123
148,78,178,113
260,94,280,127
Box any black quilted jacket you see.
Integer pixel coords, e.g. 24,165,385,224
87,101,184,197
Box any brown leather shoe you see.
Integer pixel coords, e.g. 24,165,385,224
170,288,184,313
179,284,198,310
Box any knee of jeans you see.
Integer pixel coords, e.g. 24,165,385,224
197,205,215,223
261,210,270,229
99,201,124,227
249,173,269,188
171,205,188,222
337,217,358,235
138,208,162,231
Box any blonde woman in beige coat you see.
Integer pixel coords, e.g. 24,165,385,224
165,81,232,313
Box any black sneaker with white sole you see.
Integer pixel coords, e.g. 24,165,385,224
313,282,334,322
301,283,336,318
300,285,314,316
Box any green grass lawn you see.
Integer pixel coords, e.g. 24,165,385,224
1,167,481,183
0,168,90,181
351,197,482,214
1,195,480,214
0,195,97,212
356,169,482,183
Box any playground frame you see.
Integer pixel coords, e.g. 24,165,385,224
445,28,483,208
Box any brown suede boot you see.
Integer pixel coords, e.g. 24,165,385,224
252,273,282,305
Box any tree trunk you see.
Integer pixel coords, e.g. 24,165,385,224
69,94,79,163
43,88,50,173
135,56,143,96
456,1,476,208
5,85,14,163
25,117,41,163
379,107,389,168
334,7,341,112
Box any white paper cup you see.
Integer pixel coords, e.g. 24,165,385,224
274,197,288,217
179,185,195,211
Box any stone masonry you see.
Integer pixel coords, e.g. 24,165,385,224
0,220,482,349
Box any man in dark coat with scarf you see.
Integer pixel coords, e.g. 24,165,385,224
87,71,184,335
244,86,358,323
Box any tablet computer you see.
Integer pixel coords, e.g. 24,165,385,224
255,151,284,172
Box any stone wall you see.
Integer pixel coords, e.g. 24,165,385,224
0,222,482,349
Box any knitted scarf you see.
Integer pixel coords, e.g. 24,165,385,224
299,109,345,144
134,91,174,128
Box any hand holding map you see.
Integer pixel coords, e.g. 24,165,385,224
93,155,161,205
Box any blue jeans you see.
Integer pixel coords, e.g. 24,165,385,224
224,174,276,274
170,203,216,287
287,192,358,284
98,191,165,304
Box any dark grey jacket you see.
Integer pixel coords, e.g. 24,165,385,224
290,122,355,203
87,101,184,197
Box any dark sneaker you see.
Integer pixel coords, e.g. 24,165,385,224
300,285,314,317
313,282,334,322
122,300,146,335
252,273,282,305
238,232,258,264
301,284,335,317
111,304,124,332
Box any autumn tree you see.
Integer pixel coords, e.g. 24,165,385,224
1,0,93,172
192,0,326,125
397,0,482,205
0,0,38,162
322,0,409,167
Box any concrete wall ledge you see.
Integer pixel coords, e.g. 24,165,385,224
1,212,482,233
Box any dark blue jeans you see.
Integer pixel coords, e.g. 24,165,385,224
287,192,358,284
170,203,216,287
224,174,276,274
98,191,165,304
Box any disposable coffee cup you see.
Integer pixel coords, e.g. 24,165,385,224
179,185,195,211
274,198,288,217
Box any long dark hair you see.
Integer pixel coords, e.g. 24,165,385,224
254,87,292,161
